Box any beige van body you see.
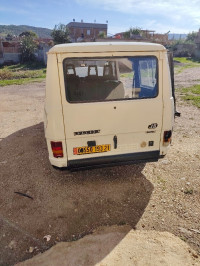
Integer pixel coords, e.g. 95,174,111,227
44,42,174,168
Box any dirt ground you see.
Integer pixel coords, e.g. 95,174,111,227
17,226,200,266
0,68,200,266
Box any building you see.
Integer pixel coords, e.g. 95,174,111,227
0,39,21,65
67,21,107,42
0,37,53,65
113,30,170,46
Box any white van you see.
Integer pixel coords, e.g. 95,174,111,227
44,42,174,169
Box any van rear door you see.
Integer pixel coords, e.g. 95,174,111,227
58,53,163,168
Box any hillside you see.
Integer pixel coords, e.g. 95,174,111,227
0,24,52,38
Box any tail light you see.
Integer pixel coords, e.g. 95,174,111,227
51,141,63,158
163,131,172,143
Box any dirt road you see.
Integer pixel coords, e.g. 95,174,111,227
0,81,45,139
0,68,200,265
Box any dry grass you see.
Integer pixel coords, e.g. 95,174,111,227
0,62,46,86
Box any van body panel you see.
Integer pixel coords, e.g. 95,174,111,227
58,51,163,163
159,52,174,156
49,42,166,54
45,42,174,168
45,54,68,167
58,52,161,62
45,54,66,140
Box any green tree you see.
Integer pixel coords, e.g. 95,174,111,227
19,31,38,38
123,27,142,39
186,31,198,43
5,33,13,41
130,27,141,35
123,30,131,39
98,31,106,38
51,23,71,44
20,33,37,62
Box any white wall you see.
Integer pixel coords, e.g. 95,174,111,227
2,53,21,63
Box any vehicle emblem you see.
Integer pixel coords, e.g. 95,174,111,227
74,130,100,136
148,123,158,129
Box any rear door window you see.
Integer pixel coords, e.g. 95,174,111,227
63,56,158,103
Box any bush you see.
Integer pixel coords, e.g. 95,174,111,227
123,27,142,39
177,50,191,57
0,63,46,81
20,35,37,63
0,69,13,80
51,23,71,44
98,32,106,38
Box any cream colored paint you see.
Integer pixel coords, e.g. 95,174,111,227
45,42,174,167
58,52,160,62
49,42,165,54
44,53,68,167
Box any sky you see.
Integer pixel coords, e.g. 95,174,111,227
0,0,199,35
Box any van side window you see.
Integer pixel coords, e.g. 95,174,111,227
63,56,158,103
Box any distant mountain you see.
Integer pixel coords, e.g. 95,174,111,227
168,33,187,40
0,24,52,38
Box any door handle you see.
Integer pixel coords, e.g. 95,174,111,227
113,135,117,149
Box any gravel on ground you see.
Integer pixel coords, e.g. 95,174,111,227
0,67,200,265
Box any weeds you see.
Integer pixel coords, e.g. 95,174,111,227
0,77,45,86
118,221,126,225
183,95,200,108
174,57,200,74
181,85,200,95
157,176,166,190
120,73,134,78
0,68,13,79
177,84,200,108
0,62,46,86
174,57,200,64
184,188,194,195
179,235,187,242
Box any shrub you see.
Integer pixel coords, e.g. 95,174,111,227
98,32,106,38
51,23,71,44
0,69,13,80
20,35,37,63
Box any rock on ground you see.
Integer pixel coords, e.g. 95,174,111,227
17,226,200,266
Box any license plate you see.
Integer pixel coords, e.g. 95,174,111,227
73,144,111,155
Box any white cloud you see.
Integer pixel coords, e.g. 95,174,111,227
0,6,30,15
75,0,200,32
75,0,200,14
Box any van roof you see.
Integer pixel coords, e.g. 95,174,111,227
49,42,166,54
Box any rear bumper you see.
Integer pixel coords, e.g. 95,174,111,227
49,157,68,168
68,150,160,169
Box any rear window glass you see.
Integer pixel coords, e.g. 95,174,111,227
63,56,158,103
